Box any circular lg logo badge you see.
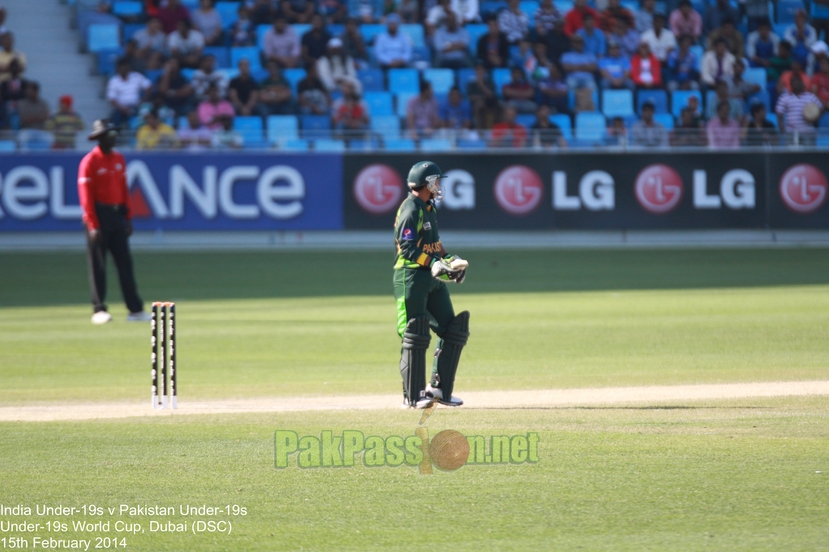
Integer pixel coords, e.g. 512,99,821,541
494,166,543,215
353,164,404,214
635,164,684,214
779,164,828,214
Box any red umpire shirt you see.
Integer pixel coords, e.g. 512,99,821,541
77,145,130,230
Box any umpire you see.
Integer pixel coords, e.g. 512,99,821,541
394,161,470,409
79,119,150,324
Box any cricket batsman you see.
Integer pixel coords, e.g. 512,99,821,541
393,161,470,409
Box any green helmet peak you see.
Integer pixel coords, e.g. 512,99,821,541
407,161,444,203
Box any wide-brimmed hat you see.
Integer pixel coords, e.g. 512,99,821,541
88,119,119,140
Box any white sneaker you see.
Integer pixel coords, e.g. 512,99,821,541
426,384,463,406
91,311,112,325
127,311,152,322
402,395,436,409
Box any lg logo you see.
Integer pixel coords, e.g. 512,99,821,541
493,166,543,214
779,164,827,214
634,164,756,214
635,165,684,214
353,164,403,214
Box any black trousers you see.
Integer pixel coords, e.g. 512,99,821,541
86,204,144,314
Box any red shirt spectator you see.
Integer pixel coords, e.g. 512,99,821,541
599,0,634,33
810,58,829,106
564,0,599,36
490,106,528,147
631,42,662,87
77,145,130,230
158,0,191,34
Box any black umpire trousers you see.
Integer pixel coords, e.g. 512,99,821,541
86,203,144,314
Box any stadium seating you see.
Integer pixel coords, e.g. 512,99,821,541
550,114,573,142
602,89,634,117
388,68,420,94
364,91,394,116
283,68,307,93
357,69,385,92
637,89,668,114
465,24,488,54
492,68,511,97
215,2,240,27
281,138,309,150
231,47,261,70
88,24,120,53
654,114,675,129
400,24,425,47
0,140,16,152
97,48,123,76
384,138,416,151
422,68,455,94
300,115,332,139
671,90,703,117
112,1,143,16
371,115,401,140
744,68,767,88
395,92,417,117
360,24,386,44
267,115,299,144
421,138,452,151
204,47,230,69
314,139,346,151
234,116,265,146
516,114,536,128
457,68,476,89
575,112,607,143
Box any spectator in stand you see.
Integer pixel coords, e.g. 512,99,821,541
198,83,235,129
136,109,180,150
530,104,566,147
577,14,606,57
213,116,244,148
631,41,662,89
631,100,668,146
701,37,736,87
230,4,256,46
158,0,191,34
603,115,627,145
537,61,570,113
45,95,84,149
490,105,527,147
706,100,741,148
641,13,676,63
533,0,561,41
178,109,214,150
18,81,49,130
452,0,480,24
228,58,262,116
498,0,530,44
318,37,362,94
134,17,167,69
121,40,146,73
599,41,632,88
768,40,794,83
297,63,331,115
0,33,26,83
374,14,412,68
439,86,472,130
564,0,599,36
106,58,151,127
0,59,26,128
282,0,316,23
544,17,571,60
666,34,699,89
707,17,744,59
158,59,195,116
634,0,656,33
727,59,761,99
319,0,348,23
703,0,739,35
669,0,702,42
302,14,333,66
351,0,383,23
191,54,228,99
332,80,369,136
191,0,223,46
167,19,205,68
601,0,635,33
784,10,817,67
561,34,598,91
263,15,301,68
477,15,510,69
747,18,779,70
260,62,296,114
434,12,472,68
744,102,777,145
341,17,369,68
705,79,744,120
139,92,176,126
406,80,440,139
502,65,536,113
609,18,640,58
810,56,829,108
776,75,820,143
778,59,811,93
670,106,707,146
744,0,771,32
249,0,275,26
467,61,497,123
525,42,551,81
426,0,455,31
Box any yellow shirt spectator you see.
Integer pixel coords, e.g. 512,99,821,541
136,119,180,150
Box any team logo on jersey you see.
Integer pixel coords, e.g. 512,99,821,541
635,164,684,214
423,222,431,230
353,164,403,214
401,228,414,240
493,165,543,215
779,164,827,214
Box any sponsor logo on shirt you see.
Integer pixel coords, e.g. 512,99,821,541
423,222,431,230
401,228,414,240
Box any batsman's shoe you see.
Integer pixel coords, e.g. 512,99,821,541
91,311,112,325
127,311,153,322
425,384,463,407
402,394,436,409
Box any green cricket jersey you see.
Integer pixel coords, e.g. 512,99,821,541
393,193,442,270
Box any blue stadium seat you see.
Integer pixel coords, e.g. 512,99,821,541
602,89,634,117
267,115,299,144
215,2,240,27
457,68,476,89
766,113,778,128
348,137,380,150
97,48,123,76
357,68,384,92
520,1,539,24
422,68,455,94
575,112,606,143
637,89,668,114
360,24,386,44
748,89,770,111
292,24,312,38
553,0,573,11
283,68,306,94
216,68,240,82
671,90,703,117
300,115,331,139
204,47,230,68
810,0,829,18
234,116,265,144
457,139,487,149
328,24,345,37
0,140,16,152
773,23,789,39
516,114,536,128
384,138,416,151
400,24,425,47
180,0,199,8
654,113,675,129
371,115,401,140
388,68,420,94
364,91,394,116
816,134,829,148
492,68,512,97
282,138,309,151
744,67,767,88
88,24,120,53
395,92,417,117
112,1,143,16
256,24,270,48
689,45,704,70
231,47,261,70
314,138,346,151
123,23,144,41
550,114,572,141
819,112,829,128
421,138,452,151
567,89,599,110
465,24,488,54
620,0,637,10
480,0,508,16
